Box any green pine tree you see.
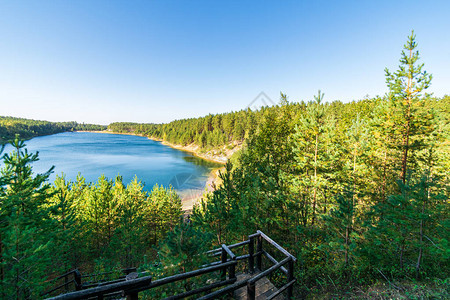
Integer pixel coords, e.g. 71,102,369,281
384,30,434,184
0,136,55,298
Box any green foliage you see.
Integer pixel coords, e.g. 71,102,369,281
108,107,271,149
194,98,297,245
0,138,183,297
0,136,55,298
49,175,81,273
140,223,215,298
192,32,449,296
0,32,448,298
158,223,213,274
50,175,183,272
0,116,106,144
383,30,434,184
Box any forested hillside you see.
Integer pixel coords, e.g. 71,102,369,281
107,96,448,154
108,107,261,149
191,34,449,297
0,116,106,144
0,33,448,298
190,92,449,296
110,33,449,297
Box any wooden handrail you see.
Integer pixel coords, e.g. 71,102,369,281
47,275,153,300
54,270,77,281
248,232,260,239
162,278,236,300
207,240,250,255
42,280,75,297
129,260,237,293
197,279,249,300
262,249,288,275
81,271,149,289
222,244,236,260
45,231,296,300
267,279,296,300
248,256,291,284
247,256,292,300
41,269,81,297
197,256,293,300
257,230,297,262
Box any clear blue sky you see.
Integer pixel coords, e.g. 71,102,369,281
1,0,449,125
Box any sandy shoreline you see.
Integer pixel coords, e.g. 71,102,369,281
77,130,235,165
178,167,223,212
77,130,229,211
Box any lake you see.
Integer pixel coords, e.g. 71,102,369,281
1,132,222,195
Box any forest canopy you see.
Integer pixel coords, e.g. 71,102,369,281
0,32,448,298
0,116,106,144
107,95,449,151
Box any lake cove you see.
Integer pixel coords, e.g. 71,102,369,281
2,132,222,203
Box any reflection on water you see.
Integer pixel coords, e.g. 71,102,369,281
182,155,221,168
1,132,222,194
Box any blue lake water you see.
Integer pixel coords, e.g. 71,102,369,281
1,132,222,193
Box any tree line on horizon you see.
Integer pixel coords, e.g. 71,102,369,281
0,137,183,298
107,95,448,154
0,116,106,144
0,32,448,298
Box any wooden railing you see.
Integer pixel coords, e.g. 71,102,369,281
201,230,297,300
42,270,82,297
46,230,296,300
42,268,139,297
47,260,237,300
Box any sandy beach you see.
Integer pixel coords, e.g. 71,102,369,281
78,130,230,211
179,167,223,212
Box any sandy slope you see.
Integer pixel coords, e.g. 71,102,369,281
89,130,239,211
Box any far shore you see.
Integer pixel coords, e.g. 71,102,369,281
76,130,228,211
75,130,230,165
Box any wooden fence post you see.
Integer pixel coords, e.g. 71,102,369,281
248,236,254,274
74,269,82,291
229,258,236,280
221,245,228,280
247,281,256,300
64,273,69,292
287,258,294,299
256,235,263,271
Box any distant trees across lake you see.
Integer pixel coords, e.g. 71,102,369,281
0,32,448,298
107,95,449,151
111,32,450,297
0,137,182,297
0,116,106,144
